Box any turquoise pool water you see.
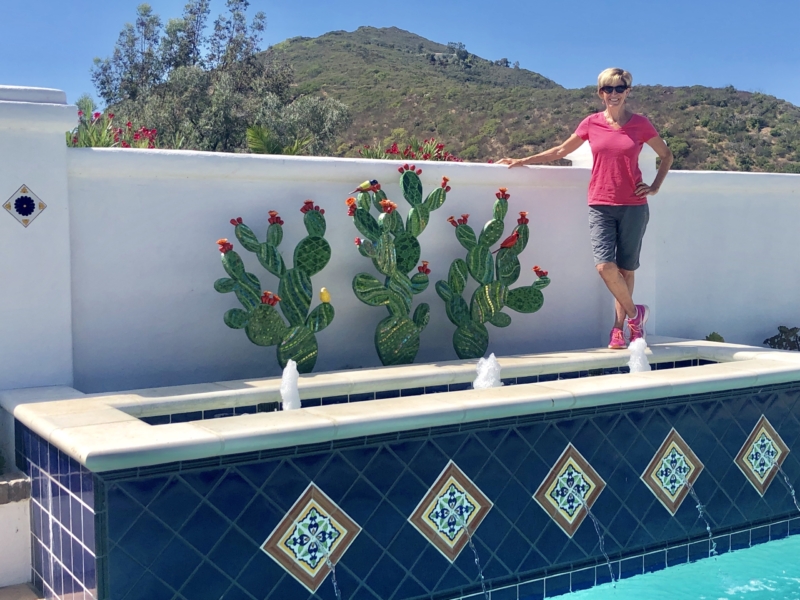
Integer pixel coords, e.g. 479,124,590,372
568,535,800,599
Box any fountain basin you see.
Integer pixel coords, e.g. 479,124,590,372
5,338,800,600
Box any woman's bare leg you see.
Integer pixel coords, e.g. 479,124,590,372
595,262,636,327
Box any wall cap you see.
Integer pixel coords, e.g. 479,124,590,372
0,85,66,105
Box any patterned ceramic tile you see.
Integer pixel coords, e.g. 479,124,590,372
534,444,606,537
262,483,361,593
4,184,46,228
641,428,704,515
409,460,493,562
735,415,790,496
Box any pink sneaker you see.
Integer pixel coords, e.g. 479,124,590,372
608,327,627,349
627,304,650,342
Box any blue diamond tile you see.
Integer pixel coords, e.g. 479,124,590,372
179,561,232,599
119,512,173,568
236,551,286,599
365,553,405,599
106,487,144,543
518,578,544,600
148,477,202,531
644,550,666,573
341,477,383,524
207,471,256,522
365,500,406,547
179,502,229,554
236,461,280,490
361,448,404,494
209,527,257,579
544,572,570,597
666,544,688,566
121,570,176,600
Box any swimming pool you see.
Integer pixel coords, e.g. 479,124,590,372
567,534,800,599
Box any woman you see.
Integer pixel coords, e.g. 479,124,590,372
498,67,673,349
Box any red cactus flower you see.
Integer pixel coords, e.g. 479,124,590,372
217,238,233,254
77,110,84,117
447,216,458,228
496,187,511,200
354,237,362,247
379,199,398,214
533,265,549,278
445,186,451,192
300,199,316,214
230,217,243,226
72,136,78,145
517,211,529,225
93,112,101,120
268,211,283,225
441,176,450,189
399,163,421,175
126,121,132,129
417,260,431,275
260,291,281,306
457,214,470,225
121,141,131,148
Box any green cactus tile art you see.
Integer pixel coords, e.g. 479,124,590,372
214,200,334,373
348,167,451,365
436,187,551,359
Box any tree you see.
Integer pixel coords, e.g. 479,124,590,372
89,0,350,153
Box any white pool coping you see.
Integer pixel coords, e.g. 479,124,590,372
3,337,800,472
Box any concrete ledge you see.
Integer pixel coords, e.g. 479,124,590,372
4,339,800,472
0,584,40,600
0,472,30,505
0,85,66,105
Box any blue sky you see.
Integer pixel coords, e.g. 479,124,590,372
3,0,800,106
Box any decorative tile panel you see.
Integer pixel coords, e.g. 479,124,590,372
534,444,606,537
262,483,361,593
735,415,790,496
409,460,493,562
641,428,704,515
4,184,46,228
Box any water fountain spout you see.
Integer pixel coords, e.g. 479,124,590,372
280,359,301,411
453,511,489,600
627,338,651,373
576,494,616,586
473,353,502,389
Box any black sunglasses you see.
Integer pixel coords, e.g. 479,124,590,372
600,85,628,94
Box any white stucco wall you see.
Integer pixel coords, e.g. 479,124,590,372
2,85,800,394
67,150,607,392
0,88,75,391
0,499,31,587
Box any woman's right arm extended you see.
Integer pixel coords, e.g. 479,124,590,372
496,134,585,168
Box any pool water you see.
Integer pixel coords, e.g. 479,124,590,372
568,535,800,599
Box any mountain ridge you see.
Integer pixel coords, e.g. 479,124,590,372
266,26,800,171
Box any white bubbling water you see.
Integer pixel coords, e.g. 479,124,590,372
473,353,502,389
627,338,651,373
280,359,301,410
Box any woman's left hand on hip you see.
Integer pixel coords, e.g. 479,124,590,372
635,182,659,196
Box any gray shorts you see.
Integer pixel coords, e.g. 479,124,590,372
588,204,649,271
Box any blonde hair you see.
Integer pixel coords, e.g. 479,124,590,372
597,68,632,90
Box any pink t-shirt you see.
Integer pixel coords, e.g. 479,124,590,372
574,112,659,206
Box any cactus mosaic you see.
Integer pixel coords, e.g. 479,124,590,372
436,187,551,359
214,201,334,373
348,167,451,365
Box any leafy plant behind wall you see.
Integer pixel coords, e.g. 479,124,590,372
347,167,450,365
764,326,800,351
436,187,550,359
214,201,334,373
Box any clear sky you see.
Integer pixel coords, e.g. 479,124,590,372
2,0,799,107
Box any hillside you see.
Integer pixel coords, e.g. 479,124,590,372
267,27,800,172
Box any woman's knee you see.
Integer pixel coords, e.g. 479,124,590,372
595,261,617,276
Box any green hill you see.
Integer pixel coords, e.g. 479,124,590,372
267,26,800,172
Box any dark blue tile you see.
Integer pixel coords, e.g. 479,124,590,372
501,378,517,387
349,392,375,402
790,517,800,536
179,562,232,599
220,584,255,600
410,545,449,591
235,492,282,546
400,387,424,397
256,402,279,413
675,360,693,368
142,415,170,425
619,555,643,579
362,447,404,494
391,576,427,600
771,520,789,540
148,477,202,531
321,394,349,405
233,405,258,415
260,462,309,510
449,382,472,391
170,411,202,423
387,524,427,571
236,551,286,599
308,453,359,504
178,502,230,554
119,512,173,568
518,578,544,600
60,526,73,574
571,566,595,592
301,398,322,408
208,527,257,579
655,362,674,370
108,546,145,599
491,585,518,600
667,544,688,566
83,548,96,591
343,532,384,579
644,550,666,573
206,471,256,521
150,535,203,591
751,525,770,546
424,385,448,394
236,460,280,490
122,570,176,600
364,501,406,547
689,539,709,562
365,553,406,599
204,408,234,419
558,371,580,380
493,430,530,475
730,529,750,550
712,534,730,555
375,389,400,399
407,441,448,486
544,572,570,597
340,477,383,524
